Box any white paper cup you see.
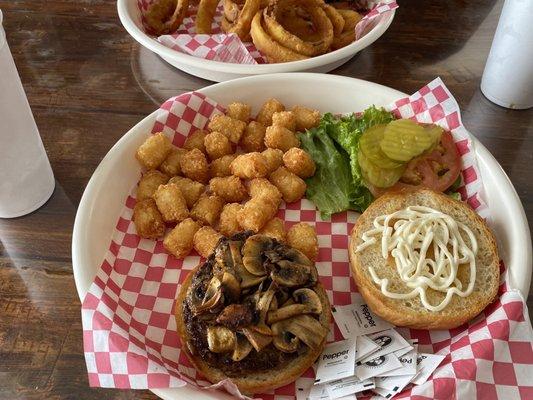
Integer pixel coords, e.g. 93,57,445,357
0,10,55,218
481,0,533,109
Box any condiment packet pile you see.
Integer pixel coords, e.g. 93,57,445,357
295,295,446,400
136,0,398,64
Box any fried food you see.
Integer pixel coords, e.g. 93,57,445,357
323,4,344,36
153,183,189,223
196,0,219,33
271,111,296,131
204,131,234,160
136,133,173,169
331,9,361,50
240,121,266,153
133,198,166,239
160,147,186,176
218,203,243,237
256,98,285,126
168,176,205,208
137,170,170,201
210,176,248,202
226,102,252,122
230,152,269,179
238,196,279,232
193,226,223,257
210,154,238,178
282,147,316,178
269,166,307,203
164,218,201,259
208,114,247,144
223,0,242,23
292,105,321,131
287,222,318,261
190,193,226,226
259,217,286,242
184,130,208,153
261,148,284,173
145,0,190,35
247,178,282,206
265,125,300,152
181,148,209,183
221,0,261,40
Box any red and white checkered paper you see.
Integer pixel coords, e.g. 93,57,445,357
82,78,533,399
137,0,398,64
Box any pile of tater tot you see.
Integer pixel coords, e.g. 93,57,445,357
133,98,322,262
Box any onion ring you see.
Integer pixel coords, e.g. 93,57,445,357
196,0,220,33
221,0,262,39
323,4,344,36
145,0,190,35
250,12,309,62
336,8,361,32
262,0,333,56
223,0,243,22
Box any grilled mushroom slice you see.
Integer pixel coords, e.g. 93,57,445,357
216,303,254,330
267,288,322,324
242,327,273,352
230,241,266,288
242,235,273,276
194,276,224,314
232,332,253,361
270,260,317,287
271,321,300,353
271,315,327,350
279,246,313,266
221,271,241,302
251,289,275,335
207,326,236,353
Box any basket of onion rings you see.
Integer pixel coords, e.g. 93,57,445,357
117,0,397,81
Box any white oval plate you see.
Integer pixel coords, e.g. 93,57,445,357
117,0,396,82
72,73,532,400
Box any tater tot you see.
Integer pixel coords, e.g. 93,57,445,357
286,222,319,261
230,152,268,179
168,176,205,209
190,193,225,226
204,131,233,160
272,111,296,131
137,170,169,201
209,154,237,178
133,198,166,239
153,183,189,223
240,121,266,153
184,129,207,153
193,226,223,258
261,148,284,173
238,196,279,232
259,217,286,242
136,133,172,169
256,98,285,126
269,166,307,203
265,125,300,152
160,147,186,176
164,218,200,259
210,176,248,203
226,102,251,122
248,178,282,206
283,147,316,178
292,105,321,131
181,148,209,183
208,114,247,144
218,203,243,237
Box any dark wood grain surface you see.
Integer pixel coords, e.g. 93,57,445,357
0,0,531,398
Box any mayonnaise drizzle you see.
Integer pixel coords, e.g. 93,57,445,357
355,206,478,312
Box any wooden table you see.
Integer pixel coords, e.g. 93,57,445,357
0,0,531,398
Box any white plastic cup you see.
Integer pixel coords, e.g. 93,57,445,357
0,10,55,218
480,0,533,109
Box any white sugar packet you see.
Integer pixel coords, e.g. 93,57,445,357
376,346,418,377
355,353,402,381
355,335,381,362
315,339,356,385
325,375,375,399
411,353,446,385
332,297,393,338
375,373,416,392
360,329,412,363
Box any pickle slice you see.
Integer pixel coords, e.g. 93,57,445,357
423,124,444,144
360,124,405,169
381,119,435,162
358,149,405,188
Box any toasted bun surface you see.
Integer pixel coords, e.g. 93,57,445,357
175,265,331,394
349,188,499,330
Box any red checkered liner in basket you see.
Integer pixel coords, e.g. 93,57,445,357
137,0,398,64
82,78,533,399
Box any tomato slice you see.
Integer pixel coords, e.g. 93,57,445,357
367,131,461,196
